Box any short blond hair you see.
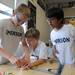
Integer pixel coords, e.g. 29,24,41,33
14,4,30,17
25,28,40,39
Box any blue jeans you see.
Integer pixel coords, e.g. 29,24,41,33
55,62,64,75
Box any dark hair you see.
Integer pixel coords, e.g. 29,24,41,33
25,28,40,39
46,7,64,21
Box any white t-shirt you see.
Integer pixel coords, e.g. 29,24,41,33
30,41,48,59
50,24,75,65
0,19,24,64
15,40,48,62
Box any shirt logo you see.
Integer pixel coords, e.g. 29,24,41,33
6,30,23,37
54,37,70,43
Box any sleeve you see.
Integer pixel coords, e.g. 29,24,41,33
39,43,48,59
50,31,56,46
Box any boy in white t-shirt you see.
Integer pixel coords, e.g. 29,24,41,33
46,7,75,75
0,4,30,67
17,28,48,69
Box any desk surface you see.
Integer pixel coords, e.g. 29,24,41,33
61,65,75,75
0,68,51,75
32,62,58,75
0,66,52,75
0,62,58,75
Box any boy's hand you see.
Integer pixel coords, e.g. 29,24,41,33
9,56,18,65
21,63,32,70
15,58,29,68
9,56,29,68
15,59,22,68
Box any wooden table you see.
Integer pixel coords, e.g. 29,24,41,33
61,65,75,75
0,62,58,75
32,62,58,75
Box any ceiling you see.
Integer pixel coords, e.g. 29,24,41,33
37,0,75,11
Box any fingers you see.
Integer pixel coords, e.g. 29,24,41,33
15,59,22,68
21,64,31,70
15,58,30,69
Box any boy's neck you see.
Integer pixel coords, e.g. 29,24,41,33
11,17,19,27
55,23,64,30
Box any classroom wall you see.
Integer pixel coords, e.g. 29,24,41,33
29,0,51,42
36,4,50,42
64,8,75,16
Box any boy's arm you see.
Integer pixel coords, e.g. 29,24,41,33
0,21,17,64
0,47,28,68
51,45,58,58
21,38,30,63
23,59,46,69
30,59,46,68
0,48,18,64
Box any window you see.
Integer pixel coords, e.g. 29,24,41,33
0,3,13,20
